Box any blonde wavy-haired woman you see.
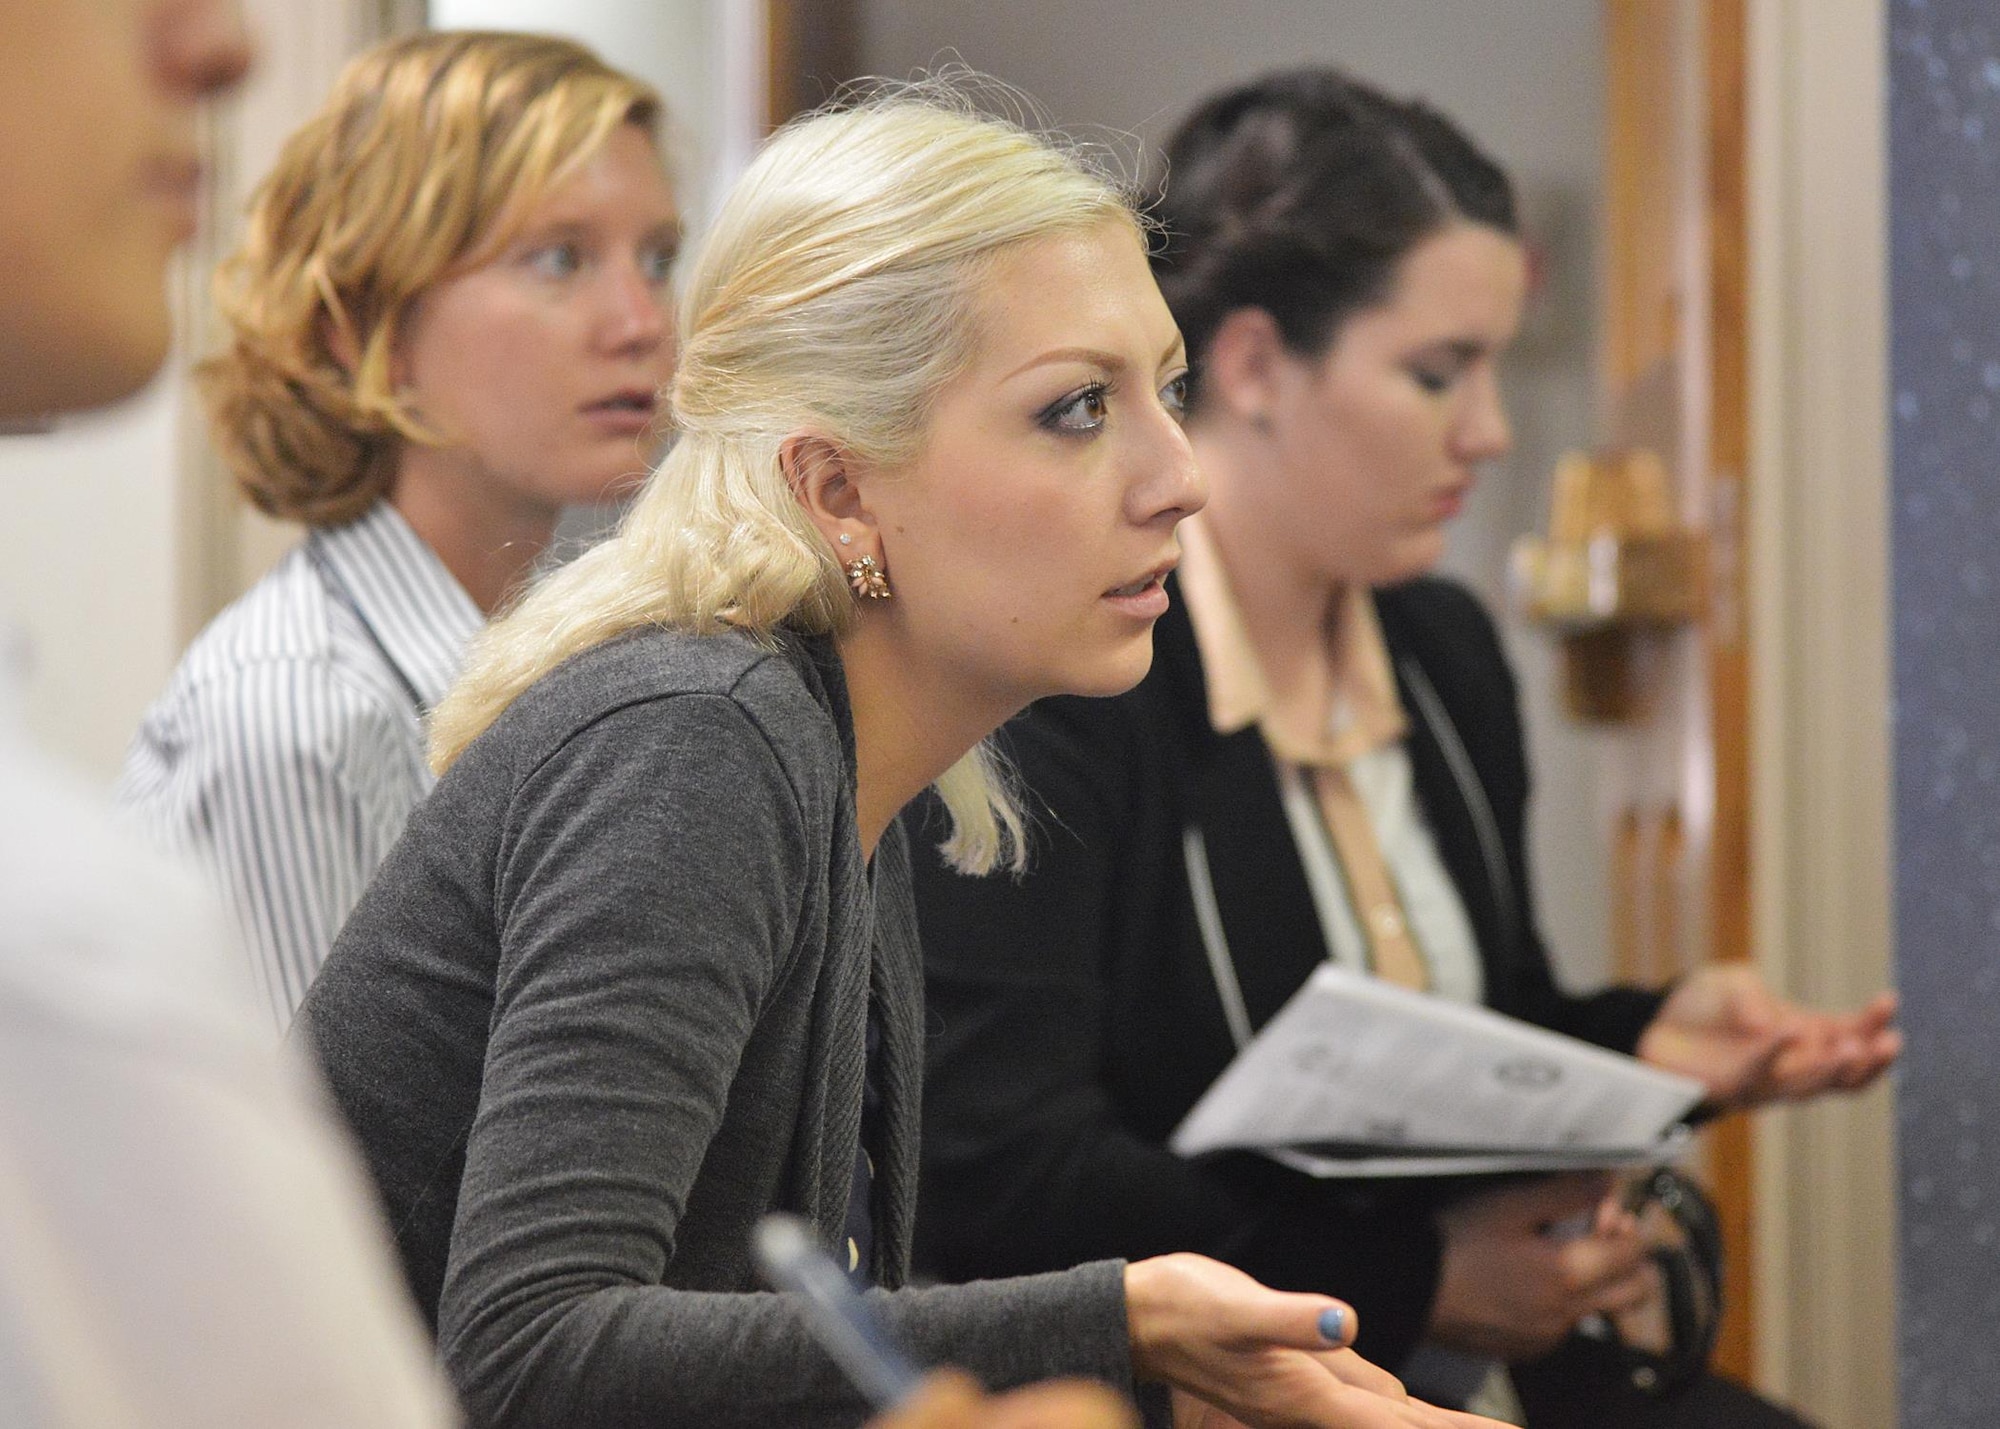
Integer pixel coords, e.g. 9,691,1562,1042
299,86,1510,1429
117,31,680,1025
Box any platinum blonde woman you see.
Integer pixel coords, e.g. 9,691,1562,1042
300,87,1512,1429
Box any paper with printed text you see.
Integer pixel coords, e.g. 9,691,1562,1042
1169,965,1704,1178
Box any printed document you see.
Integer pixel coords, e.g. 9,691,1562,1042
1170,965,1704,1178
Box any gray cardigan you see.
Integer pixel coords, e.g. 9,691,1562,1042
299,627,1142,1429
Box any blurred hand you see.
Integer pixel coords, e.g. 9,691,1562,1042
1123,1252,1514,1427
1171,1342,1414,1426
869,1370,1136,1429
1427,1172,1653,1361
1637,963,1900,1110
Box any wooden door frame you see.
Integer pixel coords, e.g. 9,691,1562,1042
1702,0,1760,1389
765,0,859,128
1603,0,1759,1384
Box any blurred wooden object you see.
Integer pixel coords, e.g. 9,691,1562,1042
1512,448,1708,720
1613,805,1687,989
1599,0,1756,1385
765,0,859,128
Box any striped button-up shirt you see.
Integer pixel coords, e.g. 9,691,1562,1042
117,502,483,1028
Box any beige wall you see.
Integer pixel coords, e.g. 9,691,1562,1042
1746,0,1894,1421
430,0,759,224
0,381,187,778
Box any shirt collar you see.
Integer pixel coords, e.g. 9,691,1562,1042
1174,512,1407,766
306,502,484,712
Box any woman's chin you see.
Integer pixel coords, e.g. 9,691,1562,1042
1356,536,1449,589
1057,640,1157,701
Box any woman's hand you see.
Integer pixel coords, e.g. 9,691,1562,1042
1426,1171,1652,1361
1636,962,1900,1110
1123,1253,1515,1427
1168,1350,1411,1429
869,1370,1137,1429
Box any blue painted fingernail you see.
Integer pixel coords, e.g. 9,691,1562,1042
1319,1306,1347,1344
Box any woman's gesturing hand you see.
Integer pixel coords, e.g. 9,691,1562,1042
1123,1253,1517,1428
1637,962,1900,1110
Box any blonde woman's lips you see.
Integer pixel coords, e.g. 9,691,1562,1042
582,389,659,435
141,154,203,240
1102,557,1178,619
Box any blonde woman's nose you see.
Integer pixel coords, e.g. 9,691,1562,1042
1130,414,1208,525
155,0,256,100
600,262,672,354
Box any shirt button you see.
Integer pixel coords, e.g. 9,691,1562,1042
1372,906,1406,938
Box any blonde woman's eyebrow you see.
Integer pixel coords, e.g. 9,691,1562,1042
507,216,684,249
1005,336,1187,384
503,219,591,248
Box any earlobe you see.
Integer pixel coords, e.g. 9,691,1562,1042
320,309,362,376
323,309,415,410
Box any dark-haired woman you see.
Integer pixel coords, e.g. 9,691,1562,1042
909,68,1897,1428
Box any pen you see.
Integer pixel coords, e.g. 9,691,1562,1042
754,1212,926,1412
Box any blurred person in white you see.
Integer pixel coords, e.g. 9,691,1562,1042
0,1,454,1425
116,31,680,1027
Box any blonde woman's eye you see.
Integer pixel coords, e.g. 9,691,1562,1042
526,243,583,279
1039,382,1111,434
1160,371,1191,421
641,244,678,285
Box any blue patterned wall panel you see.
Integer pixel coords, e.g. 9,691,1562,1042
1892,2,2000,1423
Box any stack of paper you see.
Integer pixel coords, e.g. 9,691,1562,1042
1169,965,1704,1178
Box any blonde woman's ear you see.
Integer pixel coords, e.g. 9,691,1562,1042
780,432,876,553
318,308,362,375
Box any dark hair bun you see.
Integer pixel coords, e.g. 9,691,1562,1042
1152,67,1517,397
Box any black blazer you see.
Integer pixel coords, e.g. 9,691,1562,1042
909,575,1664,1371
